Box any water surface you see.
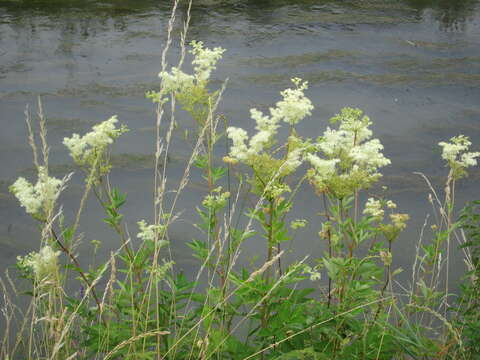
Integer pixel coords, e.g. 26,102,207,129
1,0,480,289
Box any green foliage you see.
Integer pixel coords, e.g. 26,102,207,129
6,39,479,360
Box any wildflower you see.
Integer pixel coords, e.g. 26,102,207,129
17,245,61,283
386,200,397,209
10,166,64,216
202,187,230,210
156,41,225,102
349,138,391,171
158,67,195,95
265,183,291,199
226,127,249,161
390,213,409,231
306,155,339,182
307,108,390,197
303,264,321,281
63,115,128,166
190,40,225,82
439,135,480,178
363,198,384,220
269,78,314,125
137,220,167,243
227,78,312,163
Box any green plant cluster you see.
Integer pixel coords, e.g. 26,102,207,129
2,40,480,360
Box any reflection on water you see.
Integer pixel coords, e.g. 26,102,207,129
0,0,479,288
406,0,479,31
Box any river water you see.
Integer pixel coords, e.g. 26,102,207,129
1,0,480,289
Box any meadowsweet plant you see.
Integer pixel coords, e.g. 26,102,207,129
4,30,480,360
63,115,128,176
10,166,64,219
307,107,391,198
439,135,480,179
16,245,61,285
226,78,313,266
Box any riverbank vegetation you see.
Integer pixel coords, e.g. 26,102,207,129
2,2,480,360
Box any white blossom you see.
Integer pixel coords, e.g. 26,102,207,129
190,40,225,82
202,188,230,210
17,245,61,283
363,198,384,220
439,135,480,170
136,220,169,251
386,200,397,209
137,220,167,242
226,127,249,161
284,147,304,171
159,67,195,94
317,128,353,157
308,108,390,194
10,167,64,216
307,155,339,181
63,115,127,165
349,139,391,170
269,78,314,125
227,78,312,163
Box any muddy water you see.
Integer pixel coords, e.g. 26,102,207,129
1,0,480,289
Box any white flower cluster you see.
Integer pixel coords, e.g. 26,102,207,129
303,264,321,281
17,245,61,283
307,108,390,193
363,198,384,220
158,41,225,96
10,167,63,216
137,220,166,242
158,67,195,95
227,78,313,163
190,40,225,82
318,109,390,171
63,115,127,165
306,155,339,182
439,135,480,170
386,200,397,209
202,187,230,210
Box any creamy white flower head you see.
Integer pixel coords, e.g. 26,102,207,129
336,108,372,143
250,108,280,134
307,154,339,181
284,147,304,171
159,67,195,94
10,177,42,215
10,166,64,216
349,139,391,170
190,40,225,82
386,200,397,209
136,220,169,250
227,79,311,163
318,128,353,157
18,245,61,283
363,198,384,220
439,135,480,171
202,188,230,210
308,108,390,195
461,151,480,167
226,127,249,161
249,130,272,155
63,115,127,165
269,78,314,125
